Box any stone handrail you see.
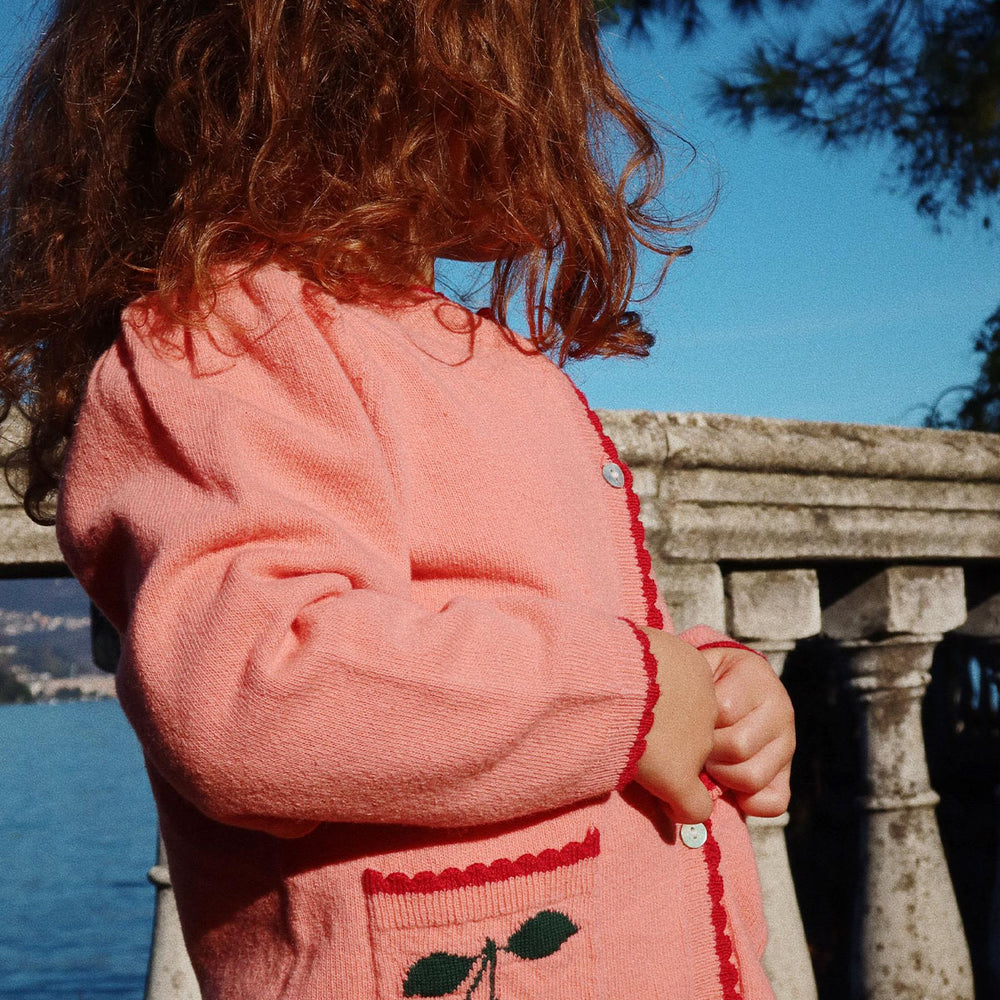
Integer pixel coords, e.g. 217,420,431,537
4,410,998,1000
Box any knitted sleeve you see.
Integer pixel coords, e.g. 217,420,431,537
55,285,656,837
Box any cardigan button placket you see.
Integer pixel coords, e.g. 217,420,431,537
602,461,625,488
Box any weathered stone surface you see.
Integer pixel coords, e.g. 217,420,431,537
659,467,1000,511
747,814,819,1000
844,638,938,803
822,566,967,640
653,560,725,633
725,569,821,642
856,807,973,1000
0,507,61,567
594,408,671,465
598,409,1000,480
838,635,974,1000
598,410,1000,563
653,504,999,562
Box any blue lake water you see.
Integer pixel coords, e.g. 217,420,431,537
1,701,158,999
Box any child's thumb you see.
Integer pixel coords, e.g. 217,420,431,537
659,779,714,826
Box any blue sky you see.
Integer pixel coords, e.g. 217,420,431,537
445,6,1000,426
5,1,998,427
583,11,1000,426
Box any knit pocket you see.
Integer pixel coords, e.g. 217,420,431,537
362,828,604,1000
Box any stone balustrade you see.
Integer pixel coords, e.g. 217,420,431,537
3,410,998,1000
597,409,999,1000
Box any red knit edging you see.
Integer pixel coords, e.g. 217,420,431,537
700,771,720,794
697,639,769,663
615,617,661,791
564,381,663,631
561,378,664,793
361,828,600,896
704,817,742,999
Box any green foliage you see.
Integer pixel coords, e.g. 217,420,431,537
709,2,1000,228
0,662,33,703
599,0,1000,224
924,307,1000,430
597,0,1000,431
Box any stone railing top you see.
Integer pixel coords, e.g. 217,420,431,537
594,410,1000,482
593,411,1000,563
3,410,1000,570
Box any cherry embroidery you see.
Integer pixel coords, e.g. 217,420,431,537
402,909,579,998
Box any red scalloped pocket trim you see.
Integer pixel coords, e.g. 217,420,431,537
361,828,600,896
615,617,661,791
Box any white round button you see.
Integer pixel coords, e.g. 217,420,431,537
679,823,707,849
602,461,625,488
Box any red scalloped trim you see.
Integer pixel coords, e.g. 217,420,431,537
615,617,661,791
697,639,769,663
361,828,600,896
560,379,664,792
564,382,664,631
704,817,742,999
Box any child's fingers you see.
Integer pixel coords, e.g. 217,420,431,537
707,654,764,727
713,675,762,729
705,735,791,796
733,770,792,818
708,705,783,765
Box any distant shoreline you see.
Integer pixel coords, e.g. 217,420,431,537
0,667,117,704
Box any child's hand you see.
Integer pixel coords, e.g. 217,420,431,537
635,628,719,824
699,645,795,817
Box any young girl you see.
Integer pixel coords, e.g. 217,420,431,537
1,1,794,997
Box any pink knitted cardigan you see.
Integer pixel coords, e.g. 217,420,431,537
56,263,774,1000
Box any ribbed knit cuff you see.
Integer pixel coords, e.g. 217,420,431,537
613,617,660,791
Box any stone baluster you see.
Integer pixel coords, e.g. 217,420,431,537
87,605,201,1000
822,566,973,1000
658,562,820,999
725,569,822,1000
145,833,201,1000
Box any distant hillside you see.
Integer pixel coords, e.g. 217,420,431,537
0,575,90,617
0,575,98,675
4,629,95,676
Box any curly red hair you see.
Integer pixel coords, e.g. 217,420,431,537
1,0,705,523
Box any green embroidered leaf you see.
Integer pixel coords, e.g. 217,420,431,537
403,952,478,997
504,909,578,960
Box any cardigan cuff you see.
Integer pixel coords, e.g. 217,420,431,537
611,622,771,792
610,624,773,793
613,617,660,791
